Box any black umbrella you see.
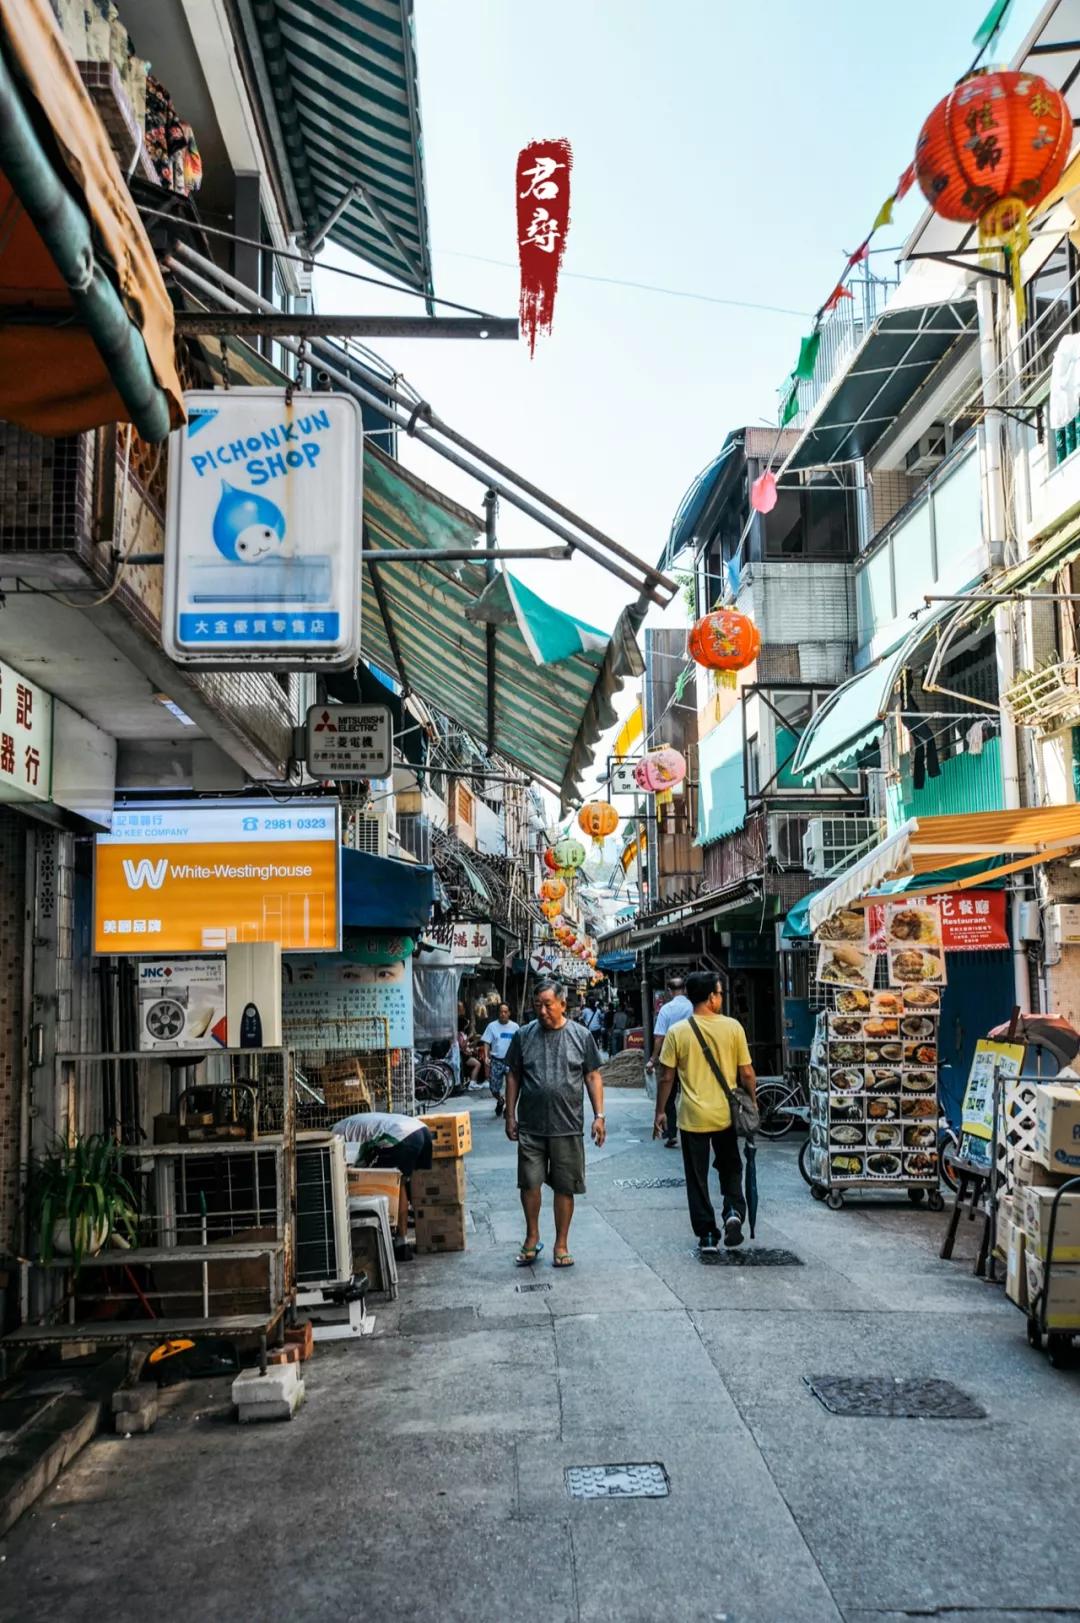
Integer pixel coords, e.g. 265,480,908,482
742,1137,759,1239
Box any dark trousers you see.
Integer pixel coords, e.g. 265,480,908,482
680,1127,745,1237
665,1078,680,1141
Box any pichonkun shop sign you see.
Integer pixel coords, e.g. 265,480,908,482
163,389,362,669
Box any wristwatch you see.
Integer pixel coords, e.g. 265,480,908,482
594,1113,605,1121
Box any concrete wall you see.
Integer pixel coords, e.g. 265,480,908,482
0,809,26,1267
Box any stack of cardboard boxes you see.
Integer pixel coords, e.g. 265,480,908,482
414,1111,473,1253
1004,1083,1080,1327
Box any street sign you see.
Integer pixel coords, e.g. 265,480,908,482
163,388,363,670
0,656,52,804
305,703,392,779
608,757,640,797
94,799,341,954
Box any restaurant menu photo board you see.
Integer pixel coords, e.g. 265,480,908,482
94,801,341,954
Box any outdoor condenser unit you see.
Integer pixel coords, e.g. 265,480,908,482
295,1136,352,1287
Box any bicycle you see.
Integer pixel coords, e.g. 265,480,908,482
755,1072,809,1140
413,1051,455,1106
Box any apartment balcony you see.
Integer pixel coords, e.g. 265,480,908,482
0,423,294,778
779,266,900,429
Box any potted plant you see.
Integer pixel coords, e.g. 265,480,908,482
29,1134,139,1270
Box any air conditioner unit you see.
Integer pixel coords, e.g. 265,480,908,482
295,1136,352,1288
905,423,954,477
803,815,880,878
767,813,810,868
350,810,388,857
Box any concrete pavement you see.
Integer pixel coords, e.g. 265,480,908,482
2,1088,1079,1622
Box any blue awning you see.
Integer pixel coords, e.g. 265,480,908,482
781,893,814,941
697,706,746,845
341,846,434,931
597,950,636,972
658,439,739,573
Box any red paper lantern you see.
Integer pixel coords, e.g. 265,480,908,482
688,610,761,689
543,846,560,872
915,69,1070,316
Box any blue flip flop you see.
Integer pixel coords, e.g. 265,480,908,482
515,1240,544,1266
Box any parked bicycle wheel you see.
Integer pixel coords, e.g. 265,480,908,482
414,1060,454,1106
755,1081,798,1139
939,1126,960,1195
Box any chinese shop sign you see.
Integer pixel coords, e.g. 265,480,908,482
94,800,340,954
283,957,413,1049
516,140,572,355
868,890,1007,952
0,658,51,805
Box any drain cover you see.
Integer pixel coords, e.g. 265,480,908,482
613,1177,686,1189
805,1376,986,1419
697,1247,803,1266
515,1282,551,1293
565,1462,669,1499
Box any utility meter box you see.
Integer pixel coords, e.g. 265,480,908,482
226,941,282,1048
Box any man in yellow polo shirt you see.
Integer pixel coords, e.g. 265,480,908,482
653,969,757,1252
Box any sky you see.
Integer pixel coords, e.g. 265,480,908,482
314,0,1036,768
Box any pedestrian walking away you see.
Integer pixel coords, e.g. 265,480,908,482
504,979,605,1269
480,1001,520,1117
647,975,693,1146
653,969,757,1252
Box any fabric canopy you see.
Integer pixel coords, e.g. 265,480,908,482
808,806,1080,931
247,0,433,295
361,447,644,807
697,706,746,845
0,0,183,438
341,846,434,931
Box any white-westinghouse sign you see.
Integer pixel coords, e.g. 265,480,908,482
163,389,362,669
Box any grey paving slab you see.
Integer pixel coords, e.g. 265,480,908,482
554,1308,743,1434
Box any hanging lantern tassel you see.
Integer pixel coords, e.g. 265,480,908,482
713,668,738,693
979,197,1030,324
655,787,674,813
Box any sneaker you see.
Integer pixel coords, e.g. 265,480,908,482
664,1137,678,1149
698,1231,719,1255
494,1097,505,1118
723,1216,744,1249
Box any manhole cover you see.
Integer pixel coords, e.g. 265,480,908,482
804,1376,986,1419
696,1248,803,1266
565,1462,669,1499
515,1282,551,1293
613,1177,686,1189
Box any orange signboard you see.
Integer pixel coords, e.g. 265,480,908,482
94,802,340,954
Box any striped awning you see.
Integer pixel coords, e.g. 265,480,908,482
362,448,645,806
249,0,432,295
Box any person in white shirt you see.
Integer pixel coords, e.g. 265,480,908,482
331,1111,433,1236
646,976,694,1147
480,1003,520,1118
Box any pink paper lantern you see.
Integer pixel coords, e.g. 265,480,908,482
633,748,686,793
750,471,777,513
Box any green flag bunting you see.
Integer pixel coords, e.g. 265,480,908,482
794,330,821,382
781,381,800,426
972,0,1013,49
674,667,689,702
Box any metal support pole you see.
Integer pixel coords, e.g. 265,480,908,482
633,796,651,1054
174,312,519,341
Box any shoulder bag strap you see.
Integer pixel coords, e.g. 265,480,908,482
687,1016,736,1106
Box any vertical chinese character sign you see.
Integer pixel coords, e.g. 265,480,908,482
516,140,572,356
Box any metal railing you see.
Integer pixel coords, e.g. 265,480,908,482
779,266,900,428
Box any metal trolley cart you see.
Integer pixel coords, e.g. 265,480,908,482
806,1006,946,1212
1022,1174,1080,1370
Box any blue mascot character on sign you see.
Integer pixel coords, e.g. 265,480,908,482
212,483,289,564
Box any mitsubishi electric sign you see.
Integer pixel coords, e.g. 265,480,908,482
163,388,362,669
93,800,341,954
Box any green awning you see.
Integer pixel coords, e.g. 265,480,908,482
793,602,956,781
940,501,1080,641
247,0,433,295
361,448,644,806
697,706,746,845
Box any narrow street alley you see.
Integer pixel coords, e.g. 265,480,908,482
3,1091,1078,1623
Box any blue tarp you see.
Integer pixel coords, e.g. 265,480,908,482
697,707,746,845
341,847,435,931
597,950,637,972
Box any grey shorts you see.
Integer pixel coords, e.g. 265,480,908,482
517,1131,586,1195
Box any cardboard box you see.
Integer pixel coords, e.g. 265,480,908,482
1020,1184,1080,1262
1006,1221,1029,1310
994,1201,1014,1264
1025,1254,1080,1328
420,1111,472,1159
412,1159,467,1205
1012,1152,1072,1191
347,1167,403,1230
414,1201,467,1254
1033,1083,1080,1176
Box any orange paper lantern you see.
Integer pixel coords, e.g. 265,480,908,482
540,900,561,921
915,69,1070,318
577,801,619,848
688,610,761,689
540,878,567,903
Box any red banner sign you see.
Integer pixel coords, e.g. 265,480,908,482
516,139,572,356
868,890,1008,952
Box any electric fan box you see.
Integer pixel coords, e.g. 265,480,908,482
137,958,227,1051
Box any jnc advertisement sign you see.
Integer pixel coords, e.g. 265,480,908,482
163,389,362,669
137,959,227,1050
94,801,340,955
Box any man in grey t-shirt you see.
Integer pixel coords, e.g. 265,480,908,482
505,980,605,1270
